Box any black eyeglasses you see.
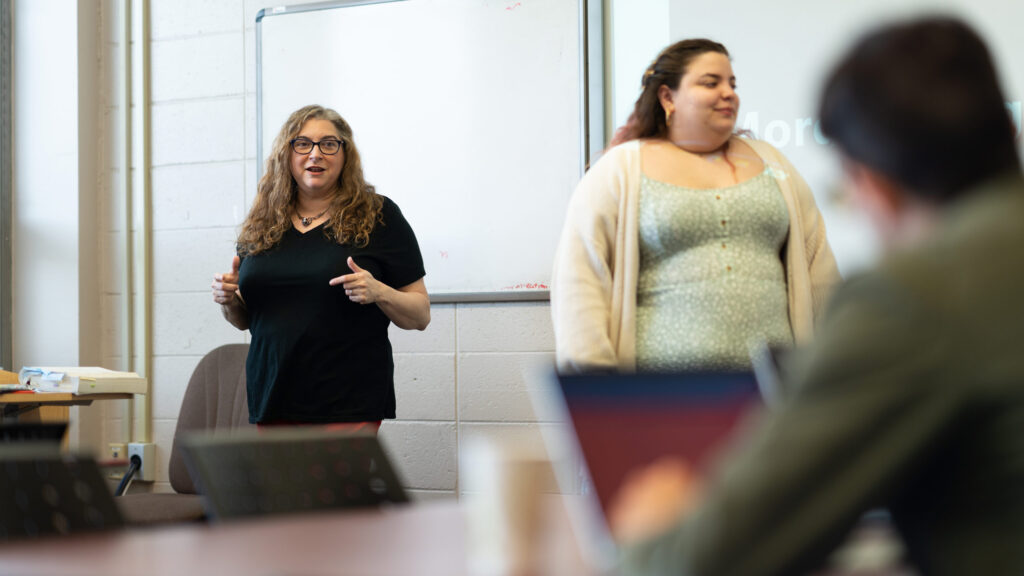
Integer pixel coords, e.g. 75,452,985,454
290,138,344,155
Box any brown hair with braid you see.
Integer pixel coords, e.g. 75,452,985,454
610,39,730,146
237,105,383,256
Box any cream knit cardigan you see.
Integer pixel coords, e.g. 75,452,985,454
551,138,841,373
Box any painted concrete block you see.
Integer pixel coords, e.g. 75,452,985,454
394,353,455,421
389,304,455,353
153,228,240,293
458,302,555,353
244,93,258,160
152,161,246,230
151,0,242,40
151,33,244,102
151,419,177,484
152,293,247,356
379,421,457,491
458,352,561,422
151,355,204,420
151,98,244,166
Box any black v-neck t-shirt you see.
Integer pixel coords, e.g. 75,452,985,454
237,196,425,423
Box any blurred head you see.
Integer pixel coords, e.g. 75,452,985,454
819,17,1020,204
238,105,382,255
611,39,733,147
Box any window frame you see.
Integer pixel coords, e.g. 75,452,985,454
1,0,13,370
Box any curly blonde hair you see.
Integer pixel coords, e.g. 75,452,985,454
238,105,383,255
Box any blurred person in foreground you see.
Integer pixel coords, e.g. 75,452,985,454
609,16,1024,576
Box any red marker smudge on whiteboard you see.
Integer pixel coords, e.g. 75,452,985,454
501,282,548,290
506,2,522,10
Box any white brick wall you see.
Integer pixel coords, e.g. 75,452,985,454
151,34,244,102
150,0,240,39
458,352,557,422
151,162,247,230
88,0,573,499
151,99,245,166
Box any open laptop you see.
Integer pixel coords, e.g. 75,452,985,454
536,370,764,570
180,428,409,521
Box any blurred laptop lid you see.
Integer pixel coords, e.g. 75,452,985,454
534,369,763,570
0,421,68,444
0,447,124,540
181,428,408,521
559,371,761,514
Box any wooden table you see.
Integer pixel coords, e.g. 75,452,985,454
1,367,135,422
0,495,914,576
0,499,591,576
0,392,135,420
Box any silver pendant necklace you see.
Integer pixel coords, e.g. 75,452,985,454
297,207,329,227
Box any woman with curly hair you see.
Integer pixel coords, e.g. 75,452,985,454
212,105,429,430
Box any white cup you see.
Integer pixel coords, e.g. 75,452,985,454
462,438,550,576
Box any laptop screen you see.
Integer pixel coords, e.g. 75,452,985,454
558,371,762,515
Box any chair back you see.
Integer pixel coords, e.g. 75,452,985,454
168,343,253,494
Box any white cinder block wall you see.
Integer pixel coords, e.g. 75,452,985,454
86,0,568,500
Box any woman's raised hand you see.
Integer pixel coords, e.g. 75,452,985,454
212,255,243,306
331,256,386,304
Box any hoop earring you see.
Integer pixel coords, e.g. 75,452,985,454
665,108,673,126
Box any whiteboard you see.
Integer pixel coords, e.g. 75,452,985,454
257,0,601,301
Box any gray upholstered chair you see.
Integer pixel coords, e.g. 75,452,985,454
116,343,253,525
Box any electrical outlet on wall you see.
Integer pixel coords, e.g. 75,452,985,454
128,442,156,482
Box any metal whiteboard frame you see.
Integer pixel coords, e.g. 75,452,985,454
255,0,605,303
